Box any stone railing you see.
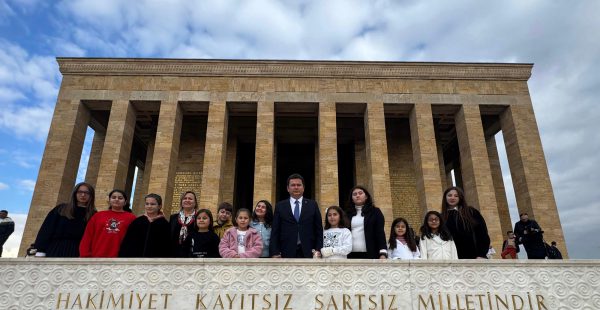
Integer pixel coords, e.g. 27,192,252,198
1,258,598,309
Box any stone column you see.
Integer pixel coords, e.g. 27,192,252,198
437,140,448,191
500,102,567,257
95,100,137,207
20,98,90,255
253,101,275,205
455,104,503,253
409,103,443,213
364,101,394,233
85,129,105,187
200,99,228,213
446,170,454,188
318,101,339,208
354,140,367,187
220,134,237,205
147,99,183,216
486,135,512,237
141,137,155,204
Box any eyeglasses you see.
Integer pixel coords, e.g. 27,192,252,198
77,190,91,195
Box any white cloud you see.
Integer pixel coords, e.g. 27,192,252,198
1,213,26,258
0,40,58,141
0,182,8,190
17,179,36,192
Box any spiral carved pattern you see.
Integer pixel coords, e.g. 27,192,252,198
0,259,599,309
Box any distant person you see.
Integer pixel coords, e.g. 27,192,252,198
79,189,136,257
343,186,388,259
501,231,519,259
34,182,97,257
0,209,15,257
213,202,233,239
250,200,273,258
546,241,563,259
441,187,490,259
170,191,198,257
419,210,458,260
188,209,220,258
514,212,546,259
270,173,323,258
321,206,352,259
387,218,420,260
119,193,171,257
219,208,263,258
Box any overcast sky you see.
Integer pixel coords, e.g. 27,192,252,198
1,0,598,258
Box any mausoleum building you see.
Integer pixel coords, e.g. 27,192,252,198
20,58,566,257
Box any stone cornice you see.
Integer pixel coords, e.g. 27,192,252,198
57,58,533,81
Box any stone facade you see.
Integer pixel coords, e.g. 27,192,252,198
20,59,567,257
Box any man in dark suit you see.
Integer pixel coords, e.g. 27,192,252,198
270,173,323,258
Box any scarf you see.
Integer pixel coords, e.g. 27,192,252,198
178,210,196,244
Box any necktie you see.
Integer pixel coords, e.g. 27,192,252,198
294,200,300,222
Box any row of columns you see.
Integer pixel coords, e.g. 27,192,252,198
20,96,567,257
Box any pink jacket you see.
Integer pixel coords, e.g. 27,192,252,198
219,227,263,258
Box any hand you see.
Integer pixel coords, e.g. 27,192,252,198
271,255,282,258
476,256,487,259
379,255,387,260
313,251,321,259
320,247,334,258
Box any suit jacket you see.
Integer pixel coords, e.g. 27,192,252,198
270,198,323,258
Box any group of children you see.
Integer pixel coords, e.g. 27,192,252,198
320,207,457,260
186,204,457,260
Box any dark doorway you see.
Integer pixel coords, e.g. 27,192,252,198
233,142,255,211
276,143,315,201
337,143,355,207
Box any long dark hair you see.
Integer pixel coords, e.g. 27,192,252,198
58,182,97,221
388,218,418,252
344,185,375,217
441,186,477,230
325,206,348,230
251,200,273,228
420,211,453,241
196,209,215,232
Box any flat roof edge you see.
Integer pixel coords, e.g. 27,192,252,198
56,57,533,81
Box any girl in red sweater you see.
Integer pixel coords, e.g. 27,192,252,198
79,189,136,257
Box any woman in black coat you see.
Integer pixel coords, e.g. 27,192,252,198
119,193,171,257
441,186,490,259
34,182,97,257
343,185,387,259
170,191,199,257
